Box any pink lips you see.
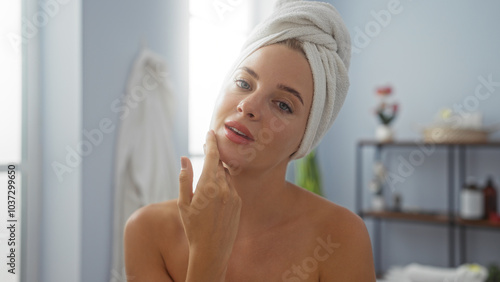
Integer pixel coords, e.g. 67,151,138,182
224,121,255,144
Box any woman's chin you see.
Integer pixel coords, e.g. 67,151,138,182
218,144,245,170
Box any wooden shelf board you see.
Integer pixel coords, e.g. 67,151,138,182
362,210,500,229
456,217,500,229
361,210,449,224
358,139,500,147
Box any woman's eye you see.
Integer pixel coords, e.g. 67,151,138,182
235,79,251,90
278,101,293,113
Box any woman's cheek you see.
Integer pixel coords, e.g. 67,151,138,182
268,115,289,133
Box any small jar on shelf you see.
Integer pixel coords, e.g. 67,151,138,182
460,179,484,220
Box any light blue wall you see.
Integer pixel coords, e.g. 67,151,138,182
81,1,188,281
74,0,500,280
317,0,500,273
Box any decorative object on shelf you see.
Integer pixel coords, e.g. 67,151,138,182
460,178,484,220
374,85,399,142
483,177,498,220
392,192,402,212
423,127,491,143
368,161,387,211
371,195,385,212
295,149,322,196
420,108,500,143
375,125,394,143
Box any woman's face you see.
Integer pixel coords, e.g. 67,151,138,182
210,43,314,173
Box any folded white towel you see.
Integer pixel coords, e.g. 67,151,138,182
221,0,351,159
404,263,488,282
405,263,458,282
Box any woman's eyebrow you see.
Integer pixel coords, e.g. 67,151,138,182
238,66,304,106
277,83,304,105
239,66,259,80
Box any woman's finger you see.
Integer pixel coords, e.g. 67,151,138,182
178,156,194,206
223,166,233,190
200,130,220,178
216,160,228,184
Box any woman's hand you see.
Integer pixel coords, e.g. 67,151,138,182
178,130,242,281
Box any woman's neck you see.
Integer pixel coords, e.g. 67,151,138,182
226,161,298,240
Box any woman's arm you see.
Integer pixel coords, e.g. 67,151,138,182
124,207,174,282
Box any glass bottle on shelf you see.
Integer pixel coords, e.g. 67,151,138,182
483,177,498,220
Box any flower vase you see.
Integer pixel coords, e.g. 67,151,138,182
376,124,394,142
372,195,385,211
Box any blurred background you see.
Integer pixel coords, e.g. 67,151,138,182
1,0,499,281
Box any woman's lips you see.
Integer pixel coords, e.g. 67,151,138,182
224,121,255,144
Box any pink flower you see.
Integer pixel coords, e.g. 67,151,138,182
376,86,392,96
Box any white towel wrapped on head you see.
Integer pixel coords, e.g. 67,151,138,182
221,0,351,159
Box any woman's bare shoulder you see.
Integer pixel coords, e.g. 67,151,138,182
318,201,376,280
288,182,376,280
124,200,184,281
125,199,184,242
293,183,370,245
127,199,179,222
289,182,364,227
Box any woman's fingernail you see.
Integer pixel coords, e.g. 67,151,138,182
181,157,187,170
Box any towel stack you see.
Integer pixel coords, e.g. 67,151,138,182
384,263,489,282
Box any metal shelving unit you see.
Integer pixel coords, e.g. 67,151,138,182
355,140,500,276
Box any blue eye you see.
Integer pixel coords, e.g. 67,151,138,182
235,79,251,90
278,101,293,113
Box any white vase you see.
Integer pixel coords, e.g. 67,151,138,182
376,124,394,142
372,195,385,211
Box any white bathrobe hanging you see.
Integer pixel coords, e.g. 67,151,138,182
110,47,178,282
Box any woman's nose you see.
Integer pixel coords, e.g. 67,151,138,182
237,94,262,120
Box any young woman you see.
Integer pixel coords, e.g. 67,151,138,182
124,1,376,281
